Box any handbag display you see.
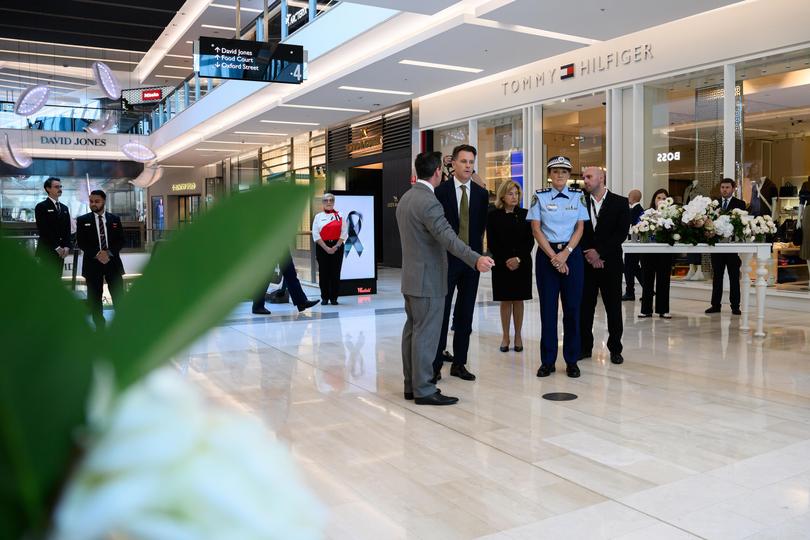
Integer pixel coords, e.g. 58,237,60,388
779,181,797,197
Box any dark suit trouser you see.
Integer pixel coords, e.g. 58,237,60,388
581,259,624,355
623,253,642,295
85,262,123,327
316,241,344,302
640,254,672,315
434,260,480,371
38,250,64,277
254,257,308,309
403,295,443,398
710,253,742,309
537,247,583,365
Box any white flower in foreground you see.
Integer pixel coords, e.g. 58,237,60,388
673,233,681,241
714,215,734,238
53,368,325,540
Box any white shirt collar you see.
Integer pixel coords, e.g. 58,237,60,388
48,196,59,206
591,188,609,203
630,201,641,208
454,177,471,191
416,179,434,193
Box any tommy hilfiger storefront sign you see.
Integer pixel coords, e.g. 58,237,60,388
501,44,653,96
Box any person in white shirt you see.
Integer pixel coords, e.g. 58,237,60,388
312,193,348,305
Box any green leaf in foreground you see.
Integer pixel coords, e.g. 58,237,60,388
105,182,309,390
0,240,96,539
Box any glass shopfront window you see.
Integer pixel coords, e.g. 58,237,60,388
644,68,725,205
477,112,522,202
737,50,810,290
542,93,606,188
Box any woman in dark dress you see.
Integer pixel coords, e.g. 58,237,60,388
640,188,674,319
486,180,534,352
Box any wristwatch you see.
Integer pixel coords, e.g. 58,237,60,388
566,246,574,253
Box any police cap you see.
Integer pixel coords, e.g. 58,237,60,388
546,156,572,170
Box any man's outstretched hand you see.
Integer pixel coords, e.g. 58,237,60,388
476,256,495,273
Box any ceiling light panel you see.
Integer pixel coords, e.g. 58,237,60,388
210,3,263,13
260,120,320,125
339,85,413,95
398,59,483,73
233,131,288,136
280,104,370,113
201,24,237,31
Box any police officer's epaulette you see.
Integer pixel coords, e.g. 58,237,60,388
536,188,552,193
567,187,582,192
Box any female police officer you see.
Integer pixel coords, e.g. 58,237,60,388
527,156,589,378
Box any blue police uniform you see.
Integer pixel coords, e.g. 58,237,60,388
527,183,589,367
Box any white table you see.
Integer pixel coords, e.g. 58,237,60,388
622,242,772,337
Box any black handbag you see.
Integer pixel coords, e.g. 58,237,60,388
267,286,290,304
779,181,797,197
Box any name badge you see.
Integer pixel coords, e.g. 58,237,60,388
47,209,54,213
547,203,558,211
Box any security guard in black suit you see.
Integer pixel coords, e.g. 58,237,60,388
34,177,71,276
706,178,747,315
76,190,125,329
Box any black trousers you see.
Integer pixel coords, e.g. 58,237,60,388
581,258,624,355
38,250,65,277
640,254,672,315
254,256,308,309
710,253,742,309
84,262,123,328
623,253,642,295
316,241,344,302
434,260,480,370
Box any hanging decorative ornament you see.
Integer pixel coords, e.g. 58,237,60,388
121,141,157,162
92,61,121,100
85,110,118,134
130,165,164,188
1,133,33,168
14,85,50,116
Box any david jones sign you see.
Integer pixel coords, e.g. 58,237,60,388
40,136,108,147
501,43,654,96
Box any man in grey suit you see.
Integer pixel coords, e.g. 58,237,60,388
397,151,495,406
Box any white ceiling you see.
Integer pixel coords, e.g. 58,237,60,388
341,0,461,15
479,0,743,40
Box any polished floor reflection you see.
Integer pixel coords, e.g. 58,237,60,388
176,269,810,540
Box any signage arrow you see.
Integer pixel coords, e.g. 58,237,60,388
215,63,220,67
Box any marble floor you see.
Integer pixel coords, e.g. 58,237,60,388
176,268,810,540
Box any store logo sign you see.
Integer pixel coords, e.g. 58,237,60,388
171,182,197,192
501,43,653,96
39,136,108,146
141,89,162,101
656,151,681,162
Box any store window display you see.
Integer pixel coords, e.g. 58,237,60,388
477,113,523,203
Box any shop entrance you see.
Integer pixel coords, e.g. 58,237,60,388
348,163,383,265
176,195,200,228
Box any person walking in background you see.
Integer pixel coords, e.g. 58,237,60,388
397,151,494,406
706,178,747,315
433,144,489,383
529,156,589,379
640,189,674,319
579,167,630,366
312,193,347,305
486,180,533,353
76,190,124,329
34,177,71,276
253,253,320,315
622,189,644,301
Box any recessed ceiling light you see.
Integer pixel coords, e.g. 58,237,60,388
0,37,144,56
398,59,482,73
260,120,320,125
233,131,288,136
158,164,195,168
280,104,370,113
156,74,187,79
195,148,240,152
205,140,265,144
163,65,191,70
0,49,138,65
202,24,237,31
0,72,87,86
210,3,263,13
186,41,194,44
339,85,412,96
166,54,193,59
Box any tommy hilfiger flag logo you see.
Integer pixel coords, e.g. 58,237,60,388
561,63,575,79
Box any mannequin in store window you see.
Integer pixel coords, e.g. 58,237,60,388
749,176,777,217
683,179,708,280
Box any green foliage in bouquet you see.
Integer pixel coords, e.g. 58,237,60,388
0,182,309,539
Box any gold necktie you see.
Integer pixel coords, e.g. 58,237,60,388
459,184,469,245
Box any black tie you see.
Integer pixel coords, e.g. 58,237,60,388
54,200,61,214
98,214,108,251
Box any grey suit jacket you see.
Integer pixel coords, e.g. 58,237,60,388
396,182,480,298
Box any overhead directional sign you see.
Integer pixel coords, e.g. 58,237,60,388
195,37,305,84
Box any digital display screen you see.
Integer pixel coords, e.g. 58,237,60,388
196,37,304,84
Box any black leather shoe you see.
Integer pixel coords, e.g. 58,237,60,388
536,365,555,377
414,391,458,405
578,351,592,361
441,351,454,363
566,364,581,378
297,299,320,312
450,364,476,381
499,345,510,353
638,312,653,318
430,370,441,384
705,306,721,314
513,345,523,352
621,293,636,301
252,306,272,315
331,299,340,305
404,392,414,400
732,308,742,315
610,353,624,365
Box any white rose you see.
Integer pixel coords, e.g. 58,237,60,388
53,368,325,540
673,233,681,241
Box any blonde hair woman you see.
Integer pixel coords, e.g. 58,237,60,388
486,180,534,352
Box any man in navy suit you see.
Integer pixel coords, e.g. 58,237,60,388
706,178,747,315
76,190,125,329
34,177,72,276
432,144,489,382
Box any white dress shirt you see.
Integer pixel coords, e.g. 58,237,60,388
454,177,472,215
416,179,435,193
589,189,608,229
